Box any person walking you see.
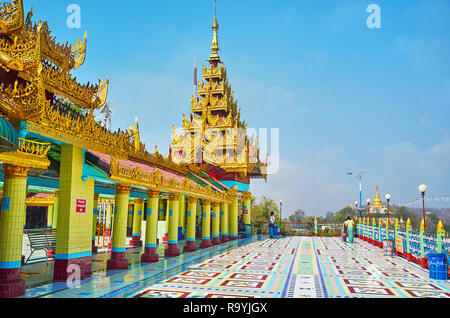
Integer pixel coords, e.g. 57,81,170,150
269,212,275,239
341,217,350,243
346,216,355,243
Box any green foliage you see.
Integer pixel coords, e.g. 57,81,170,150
251,196,280,234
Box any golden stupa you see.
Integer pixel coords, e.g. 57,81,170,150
372,186,384,208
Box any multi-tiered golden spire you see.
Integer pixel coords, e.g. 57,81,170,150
172,6,267,180
371,186,385,208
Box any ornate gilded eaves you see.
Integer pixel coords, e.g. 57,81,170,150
0,0,24,35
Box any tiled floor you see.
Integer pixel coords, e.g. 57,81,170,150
21,236,450,298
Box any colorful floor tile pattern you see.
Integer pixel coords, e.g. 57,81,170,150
22,237,450,298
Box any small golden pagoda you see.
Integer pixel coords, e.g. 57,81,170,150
371,186,388,214
172,13,267,187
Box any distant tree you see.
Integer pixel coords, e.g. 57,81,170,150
251,196,280,234
289,209,306,223
325,211,334,221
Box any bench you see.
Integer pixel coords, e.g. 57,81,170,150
25,229,57,265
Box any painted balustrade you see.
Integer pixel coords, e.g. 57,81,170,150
355,217,449,271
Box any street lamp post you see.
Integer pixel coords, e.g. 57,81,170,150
348,171,368,218
385,194,391,223
419,184,427,231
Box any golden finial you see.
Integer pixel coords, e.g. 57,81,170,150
406,218,412,229
378,218,382,226
209,0,221,62
395,219,399,227
437,220,445,234
420,219,425,231
386,218,390,226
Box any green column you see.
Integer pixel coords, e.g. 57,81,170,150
107,184,131,270
211,201,221,245
229,195,238,240
141,190,160,263
200,199,212,248
165,194,180,257
220,202,229,242
130,198,144,247
0,165,28,298
184,196,198,252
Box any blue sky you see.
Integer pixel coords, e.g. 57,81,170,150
28,0,450,216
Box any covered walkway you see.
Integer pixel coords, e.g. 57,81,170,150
22,237,450,298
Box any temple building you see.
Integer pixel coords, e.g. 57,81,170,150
0,0,265,298
171,15,267,193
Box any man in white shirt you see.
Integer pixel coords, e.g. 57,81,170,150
269,212,275,239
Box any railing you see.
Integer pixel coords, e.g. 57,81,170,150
356,221,449,270
17,138,51,158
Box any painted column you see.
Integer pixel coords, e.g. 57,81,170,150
47,204,54,229
314,217,318,237
165,194,180,257
107,184,131,270
178,195,186,240
229,195,238,240
378,218,382,248
184,196,198,252
158,200,165,221
0,165,28,298
141,190,160,263
406,218,412,261
394,219,400,256
53,145,95,282
126,201,134,237
200,199,212,249
53,190,59,229
130,198,144,247
92,193,99,254
106,201,112,249
420,219,427,269
242,192,252,238
220,202,229,243
211,201,221,245
437,220,445,253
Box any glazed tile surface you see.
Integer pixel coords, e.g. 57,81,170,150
22,237,450,298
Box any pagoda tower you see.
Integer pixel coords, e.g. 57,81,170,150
371,186,388,214
172,13,266,191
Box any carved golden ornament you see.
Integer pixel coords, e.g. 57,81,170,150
134,198,144,204
242,191,252,201
26,195,54,207
0,65,49,121
115,184,131,195
0,0,24,35
212,201,220,208
17,138,51,158
54,190,59,197
203,199,211,206
0,137,51,169
0,21,41,72
169,193,180,201
187,196,198,204
94,193,100,200
3,163,28,178
147,190,160,199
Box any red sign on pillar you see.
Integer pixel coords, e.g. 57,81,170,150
76,198,87,214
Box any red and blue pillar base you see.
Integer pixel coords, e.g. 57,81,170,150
0,265,25,298
200,237,212,249
53,253,92,282
130,234,142,248
141,245,159,263
183,239,198,253
107,249,129,270
165,242,180,257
